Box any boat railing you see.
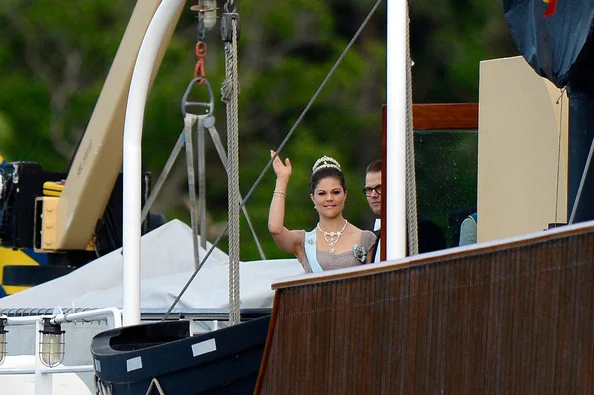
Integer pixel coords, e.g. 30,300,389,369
0,307,122,395
0,307,271,322
138,307,271,321
0,307,270,393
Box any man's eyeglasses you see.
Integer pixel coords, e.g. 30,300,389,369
362,185,382,197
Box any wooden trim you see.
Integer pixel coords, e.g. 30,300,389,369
413,103,478,130
258,224,594,393
379,103,477,258
253,292,280,393
381,105,387,261
271,220,594,290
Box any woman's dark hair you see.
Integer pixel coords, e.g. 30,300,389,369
309,167,346,194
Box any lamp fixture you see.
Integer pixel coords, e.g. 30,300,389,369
0,317,7,366
39,318,64,368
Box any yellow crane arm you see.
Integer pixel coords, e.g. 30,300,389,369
38,0,185,251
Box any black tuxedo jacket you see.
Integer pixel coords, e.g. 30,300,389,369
369,214,446,259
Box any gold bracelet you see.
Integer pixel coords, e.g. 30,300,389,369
273,191,287,198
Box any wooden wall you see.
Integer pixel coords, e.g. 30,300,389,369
256,223,594,394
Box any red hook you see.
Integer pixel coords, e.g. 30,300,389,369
194,41,207,84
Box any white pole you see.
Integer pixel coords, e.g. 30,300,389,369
123,0,184,326
385,0,407,260
34,320,52,395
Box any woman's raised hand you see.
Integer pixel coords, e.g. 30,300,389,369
270,150,291,180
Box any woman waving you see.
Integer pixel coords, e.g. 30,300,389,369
268,151,376,273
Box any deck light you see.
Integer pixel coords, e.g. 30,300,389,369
0,317,7,366
39,318,64,368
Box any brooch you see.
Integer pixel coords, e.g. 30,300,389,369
353,245,367,263
307,238,314,245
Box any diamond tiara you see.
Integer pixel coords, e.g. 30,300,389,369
312,155,341,174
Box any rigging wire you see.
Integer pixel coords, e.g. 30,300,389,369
162,0,384,320
568,131,594,224
553,88,565,225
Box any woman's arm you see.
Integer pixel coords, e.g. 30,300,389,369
268,150,301,255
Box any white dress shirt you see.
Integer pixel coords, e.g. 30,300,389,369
374,218,381,263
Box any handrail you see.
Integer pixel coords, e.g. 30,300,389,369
0,365,95,375
0,307,123,395
0,307,272,322
4,307,122,328
272,219,594,290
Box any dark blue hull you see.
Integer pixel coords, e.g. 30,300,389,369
91,315,270,394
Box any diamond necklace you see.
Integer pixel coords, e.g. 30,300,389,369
316,220,348,253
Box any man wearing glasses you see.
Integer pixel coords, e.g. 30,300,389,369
363,160,446,262
363,160,383,262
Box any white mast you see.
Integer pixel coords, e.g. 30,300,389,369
385,0,407,260
122,0,185,326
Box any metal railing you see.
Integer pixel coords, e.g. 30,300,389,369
0,307,122,395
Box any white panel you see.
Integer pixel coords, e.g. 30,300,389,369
191,338,217,357
126,356,143,372
478,56,568,242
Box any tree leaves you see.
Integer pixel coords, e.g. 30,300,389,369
0,0,517,258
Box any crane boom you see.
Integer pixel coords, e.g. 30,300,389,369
38,0,185,251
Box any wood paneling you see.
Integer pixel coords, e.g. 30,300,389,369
412,103,478,130
255,222,594,394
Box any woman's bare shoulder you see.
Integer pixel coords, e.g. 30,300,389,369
345,222,363,233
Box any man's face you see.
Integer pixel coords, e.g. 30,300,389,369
364,171,381,216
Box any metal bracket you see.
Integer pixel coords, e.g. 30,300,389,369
34,196,94,252
181,77,215,116
220,13,240,42
34,196,58,252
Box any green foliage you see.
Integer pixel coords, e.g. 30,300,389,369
0,0,518,259
415,131,478,245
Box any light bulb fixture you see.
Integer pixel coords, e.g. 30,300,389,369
0,317,7,366
39,318,64,368
191,0,217,31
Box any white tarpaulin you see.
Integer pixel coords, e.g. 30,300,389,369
0,220,303,393
0,219,304,309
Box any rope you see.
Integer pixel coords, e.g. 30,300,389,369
405,4,418,255
94,376,114,395
221,18,241,326
163,0,382,320
145,378,166,395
